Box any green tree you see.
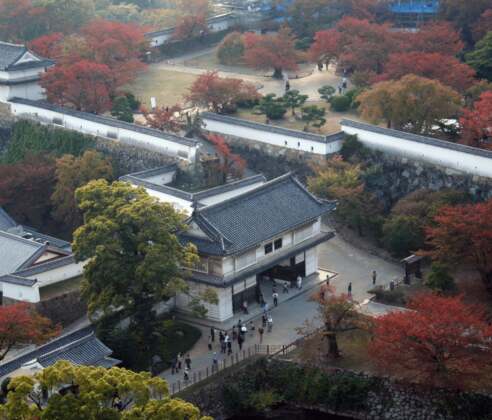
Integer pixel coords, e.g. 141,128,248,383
318,85,335,102
255,94,287,121
4,121,94,164
51,150,113,233
425,262,456,293
282,89,308,116
111,96,134,123
36,0,96,34
382,215,424,258
466,31,492,81
301,105,326,131
0,360,211,420
73,180,217,338
329,95,351,112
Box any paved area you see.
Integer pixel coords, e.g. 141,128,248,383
161,231,403,385
152,61,344,101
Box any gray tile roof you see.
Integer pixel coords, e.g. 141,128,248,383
0,231,46,276
0,326,119,379
0,41,54,71
121,172,267,204
13,255,76,277
0,274,37,287
0,207,16,231
202,112,345,144
185,174,336,255
8,98,199,147
18,227,72,251
340,119,492,160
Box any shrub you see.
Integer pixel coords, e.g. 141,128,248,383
248,390,283,411
369,286,406,306
318,85,336,102
425,263,456,293
330,95,351,112
340,134,369,161
325,373,374,411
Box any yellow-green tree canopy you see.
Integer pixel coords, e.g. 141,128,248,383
0,361,212,420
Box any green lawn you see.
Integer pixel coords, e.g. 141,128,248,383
126,68,197,108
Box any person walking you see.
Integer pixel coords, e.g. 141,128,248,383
372,270,377,286
221,339,226,354
296,275,302,290
212,352,218,373
273,291,279,307
227,340,232,355
232,326,238,341
210,327,215,342
282,282,289,294
248,321,255,337
183,368,190,382
176,353,183,371
238,333,244,350
171,357,177,375
243,300,249,314
267,315,273,332
258,326,264,343
262,313,267,327
348,282,352,297
208,335,212,351
185,354,191,370
219,331,224,343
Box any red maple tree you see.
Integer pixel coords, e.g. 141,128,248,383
406,22,464,55
378,52,476,92
243,27,301,78
141,105,183,133
369,293,492,389
173,14,209,41
28,32,64,59
186,71,259,113
41,60,115,113
460,91,492,149
205,133,245,182
425,198,492,291
0,303,60,361
81,19,147,86
473,9,492,43
309,28,341,65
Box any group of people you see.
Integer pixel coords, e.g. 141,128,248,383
170,353,192,381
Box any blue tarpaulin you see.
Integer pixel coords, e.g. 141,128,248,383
390,0,439,14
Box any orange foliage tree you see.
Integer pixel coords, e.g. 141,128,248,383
243,27,301,78
369,293,492,389
186,71,259,113
0,303,60,361
406,21,464,55
378,52,476,92
424,198,492,291
205,134,246,183
460,91,492,149
473,9,492,43
141,105,183,133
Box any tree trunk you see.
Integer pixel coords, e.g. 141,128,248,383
326,332,340,358
273,68,283,79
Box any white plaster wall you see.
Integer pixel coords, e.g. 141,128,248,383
3,283,40,303
203,118,331,155
9,102,198,162
0,86,10,102
175,283,233,322
342,124,492,178
305,247,318,276
0,67,42,81
24,261,85,287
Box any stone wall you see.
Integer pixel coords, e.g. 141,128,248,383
94,139,181,178
362,152,492,209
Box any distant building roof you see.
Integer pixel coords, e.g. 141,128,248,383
8,98,199,148
340,119,492,160
202,112,345,144
0,231,46,276
389,0,439,14
0,41,54,71
183,173,336,256
0,207,16,231
0,326,119,379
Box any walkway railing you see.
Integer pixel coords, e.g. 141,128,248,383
168,341,302,395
